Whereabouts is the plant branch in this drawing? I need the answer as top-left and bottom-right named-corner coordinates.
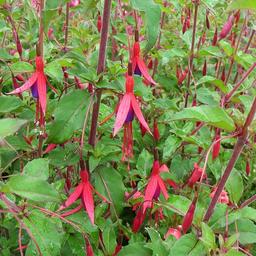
top-left (184, 1), bottom-right (199, 107)
top-left (88, 0), bottom-right (112, 147)
top-left (240, 194), bottom-right (256, 209)
top-left (204, 96), bottom-right (256, 222)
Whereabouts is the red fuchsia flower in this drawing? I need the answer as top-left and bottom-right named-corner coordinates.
top-left (177, 67), bottom-right (188, 85)
top-left (186, 163), bottom-right (207, 188)
top-left (234, 10), bottom-right (240, 25)
top-left (113, 244), bottom-right (122, 256)
top-left (164, 227), bottom-right (182, 240)
top-left (69, 0), bottom-right (80, 8)
top-left (210, 187), bottom-right (229, 204)
top-left (212, 27), bottom-right (218, 46)
top-left (113, 70), bottom-right (151, 161)
top-left (143, 160), bottom-right (169, 213)
top-left (246, 161), bottom-right (250, 176)
top-left (132, 206), bottom-right (147, 233)
top-left (97, 12), bottom-right (102, 33)
top-left (59, 170), bottom-right (95, 225)
top-left (212, 129), bottom-right (221, 160)
top-left (31, 0), bottom-right (40, 14)
top-left (219, 15), bottom-right (234, 40)
top-left (132, 32), bottom-right (157, 86)
top-left (7, 56), bottom-right (54, 118)
top-left (202, 60), bottom-right (207, 76)
top-left (182, 196), bottom-right (197, 234)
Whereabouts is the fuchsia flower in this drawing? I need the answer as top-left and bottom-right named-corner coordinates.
top-left (164, 227), bottom-right (182, 240)
top-left (7, 56), bottom-right (51, 117)
top-left (132, 32), bottom-right (157, 85)
top-left (143, 161), bottom-right (169, 213)
top-left (202, 60), bottom-right (207, 76)
top-left (219, 15), bottom-right (234, 40)
top-left (97, 12), bottom-right (102, 33)
top-left (113, 69), bottom-right (151, 161)
top-left (212, 27), bottom-right (218, 46)
top-left (69, 0), bottom-right (80, 8)
top-left (59, 170), bottom-right (95, 225)
top-left (182, 196), bottom-right (197, 234)
top-left (186, 163), bottom-right (207, 188)
top-left (212, 129), bottom-right (221, 160)
top-left (210, 187), bottom-right (229, 204)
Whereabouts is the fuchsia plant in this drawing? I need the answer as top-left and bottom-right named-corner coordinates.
top-left (1, 1), bottom-right (256, 255)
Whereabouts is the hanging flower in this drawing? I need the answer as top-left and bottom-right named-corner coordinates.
top-left (182, 196), bottom-right (197, 234)
top-left (164, 227), bottom-right (182, 240)
top-left (186, 163), bottom-right (207, 188)
top-left (59, 170), bottom-right (95, 225)
top-left (132, 32), bottom-right (157, 85)
top-left (69, 0), bottom-right (80, 8)
top-left (210, 187), bottom-right (229, 204)
top-left (7, 56), bottom-right (56, 118)
top-left (212, 27), bottom-right (218, 46)
top-left (246, 161), bottom-right (250, 176)
top-left (113, 69), bottom-right (151, 161)
top-left (212, 129), bottom-right (221, 160)
top-left (219, 15), bottom-right (234, 40)
top-left (97, 12), bottom-right (102, 33)
top-left (143, 161), bottom-right (169, 213)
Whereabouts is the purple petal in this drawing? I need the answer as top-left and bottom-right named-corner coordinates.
top-left (125, 107), bottom-right (134, 123)
top-left (134, 64), bottom-right (142, 76)
top-left (31, 81), bottom-right (39, 98)
top-left (153, 184), bottom-right (160, 200)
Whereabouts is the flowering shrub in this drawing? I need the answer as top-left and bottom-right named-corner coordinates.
top-left (0, 0), bottom-right (256, 255)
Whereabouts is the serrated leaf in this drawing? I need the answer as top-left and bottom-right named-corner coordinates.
top-left (47, 90), bottom-right (90, 144)
top-left (197, 76), bottom-right (228, 93)
top-left (23, 158), bottom-right (49, 180)
top-left (226, 169), bottom-right (243, 204)
top-left (163, 135), bottom-right (181, 161)
top-left (171, 106), bottom-right (235, 132)
top-left (10, 61), bottom-right (34, 73)
top-left (0, 118), bottom-right (27, 139)
top-left (24, 210), bottom-right (64, 256)
top-left (102, 225), bottom-right (117, 255)
top-left (201, 223), bottom-right (216, 250)
top-left (2, 175), bottom-right (59, 202)
top-left (94, 167), bottom-right (125, 214)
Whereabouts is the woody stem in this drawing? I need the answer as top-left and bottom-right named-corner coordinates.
top-left (204, 97), bottom-right (256, 222)
top-left (184, 1), bottom-right (199, 108)
top-left (88, 0), bottom-right (112, 147)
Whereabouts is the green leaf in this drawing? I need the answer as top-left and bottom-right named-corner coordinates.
top-left (94, 167), bottom-right (125, 214)
top-left (228, 0), bottom-right (256, 10)
top-left (2, 175), bottom-right (59, 202)
top-left (23, 158), bottom-right (49, 180)
top-left (24, 210), bottom-right (64, 256)
top-left (47, 90), bottom-right (90, 144)
top-left (130, 0), bottom-right (161, 52)
top-left (225, 249), bottom-right (245, 256)
top-left (10, 61), bottom-right (34, 73)
top-left (171, 106), bottom-right (235, 132)
top-left (45, 60), bottom-right (63, 82)
top-left (200, 223), bottom-right (216, 250)
top-left (0, 118), bottom-right (27, 139)
top-left (224, 233), bottom-right (239, 249)
top-left (163, 135), bottom-right (181, 161)
top-left (169, 234), bottom-right (206, 256)
top-left (197, 76), bottom-right (228, 93)
top-left (118, 242), bottom-right (152, 256)
top-left (102, 225), bottom-right (117, 255)
top-left (226, 169), bottom-right (244, 204)
top-left (0, 96), bottom-right (23, 113)
top-left (146, 228), bottom-right (168, 255)
top-left (136, 149), bottom-right (154, 176)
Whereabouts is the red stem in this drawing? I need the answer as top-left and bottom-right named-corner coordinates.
top-left (88, 0), bottom-right (112, 147)
top-left (204, 97), bottom-right (256, 221)
top-left (184, 1), bottom-right (199, 107)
